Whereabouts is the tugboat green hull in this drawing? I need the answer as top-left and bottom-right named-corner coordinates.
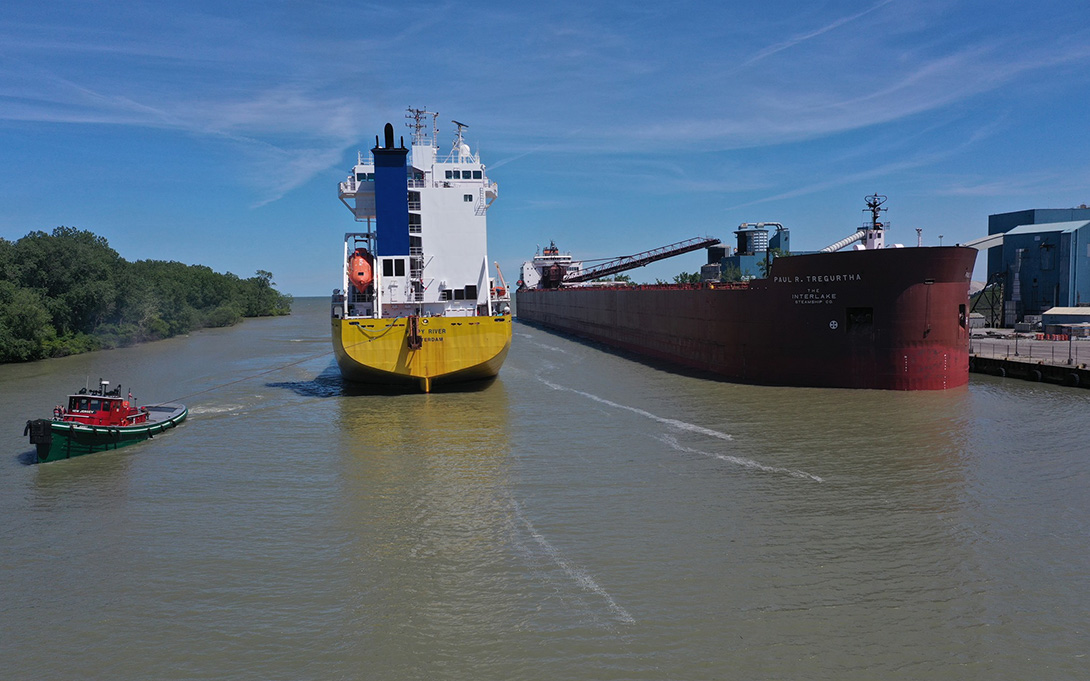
top-left (26, 404), bottom-right (187, 463)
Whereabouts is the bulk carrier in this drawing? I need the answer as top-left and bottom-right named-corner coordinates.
top-left (331, 109), bottom-right (511, 392)
top-left (517, 196), bottom-right (977, 390)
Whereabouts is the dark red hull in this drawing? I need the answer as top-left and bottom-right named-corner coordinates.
top-left (516, 247), bottom-right (976, 390)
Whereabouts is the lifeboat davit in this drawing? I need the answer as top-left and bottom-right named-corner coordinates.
top-left (348, 248), bottom-right (374, 295)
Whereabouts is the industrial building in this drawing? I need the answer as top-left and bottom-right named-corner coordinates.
top-left (703, 223), bottom-right (790, 281)
top-left (984, 208), bottom-right (1090, 325)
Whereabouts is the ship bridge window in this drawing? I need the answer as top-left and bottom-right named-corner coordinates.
top-left (382, 259), bottom-right (407, 277)
top-left (454, 289), bottom-right (465, 300)
top-left (473, 170), bottom-right (482, 179)
top-left (445, 170), bottom-right (454, 179)
top-left (355, 172), bottom-right (374, 181)
top-left (465, 285), bottom-right (478, 299)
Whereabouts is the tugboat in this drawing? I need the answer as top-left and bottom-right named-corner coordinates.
top-left (331, 108), bottom-right (512, 392)
top-left (24, 379), bottom-right (187, 463)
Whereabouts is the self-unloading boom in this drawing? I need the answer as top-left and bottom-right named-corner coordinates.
top-left (564, 236), bottom-right (721, 283)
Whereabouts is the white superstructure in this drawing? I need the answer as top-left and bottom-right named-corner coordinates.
top-left (518, 241), bottom-right (584, 289)
top-left (335, 108), bottom-right (506, 319)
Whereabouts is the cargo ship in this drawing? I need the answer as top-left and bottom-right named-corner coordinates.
top-left (331, 109), bottom-right (512, 392)
top-left (516, 196), bottom-right (977, 390)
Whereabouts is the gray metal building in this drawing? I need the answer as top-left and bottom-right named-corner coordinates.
top-left (985, 208), bottom-right (1090, 324)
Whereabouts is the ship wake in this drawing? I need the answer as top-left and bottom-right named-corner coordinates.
top-left (657, 434), bottom-right (823, 482)
top-left (509, 498), bottom-right (635, 626)
top-left (537, 376), bottom-right (732, 441)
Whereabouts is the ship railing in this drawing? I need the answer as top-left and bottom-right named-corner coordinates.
top-left (408, 201), bottom-right (421, 210)
top-left (407, 179), bottom-right (426, 189)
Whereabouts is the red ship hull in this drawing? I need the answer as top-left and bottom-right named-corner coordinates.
top-left (515, 246), bottom-right (976, 390)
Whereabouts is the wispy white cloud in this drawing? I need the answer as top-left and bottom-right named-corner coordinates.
top-left (733, 0), bottom-right (895, 72)
top-left (935, 168), bottom-right (1090, 199)
top-left (3, 0), bottom-right (1090, 221)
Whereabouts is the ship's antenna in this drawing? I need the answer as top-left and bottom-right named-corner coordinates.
top-left (452, 119), bottom-right (468, 147)
top-left (915, 228), bottom-right (922, 247)
top-left (406, 107), bottom-right (439, 146)
top-left (451, 118), bottom-right (468, 140)
top-left (865, 193), bottom-right (887, 230)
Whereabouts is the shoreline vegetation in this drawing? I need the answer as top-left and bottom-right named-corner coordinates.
top-left (1, 226), bottom-right (293, 363)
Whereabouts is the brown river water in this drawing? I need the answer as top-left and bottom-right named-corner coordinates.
top-left (2, 297), bottom-right (1088, 680)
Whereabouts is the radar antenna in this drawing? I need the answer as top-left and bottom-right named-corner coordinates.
top-left (452, 119), bottom-right (469, 143)
top-left (451, 120), bottom-right (471, 160)
top-left (865, 193), bottom-right (887, 230)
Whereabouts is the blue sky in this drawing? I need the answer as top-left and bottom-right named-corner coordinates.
top-left (3, 0), bottom-right (1089, 294)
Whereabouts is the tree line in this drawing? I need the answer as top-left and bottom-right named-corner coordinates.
top-left (0, 226), bottom-right (293, 363)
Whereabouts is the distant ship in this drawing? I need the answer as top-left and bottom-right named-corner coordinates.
top-left (517, 196), bottom-right (976, 390)
top-left (331, 109), bottom-right (512, 392)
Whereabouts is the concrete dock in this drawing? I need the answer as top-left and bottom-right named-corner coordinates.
top-left (969, 331), bottom-right (1090, 388)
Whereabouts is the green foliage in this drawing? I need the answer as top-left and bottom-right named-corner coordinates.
top-left (719, 263), bottom-right (743, 282)
top-left (592, 273), bottom-right (632, 283)
top-left (672, 271), bottom-right (702, 284)
top-left (756, 248), bottom-right (790, 278)
top-left (0, 227), bottom-right (292, 363)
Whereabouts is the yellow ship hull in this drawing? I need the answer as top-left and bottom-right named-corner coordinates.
top-left (332, 315), bottom-right (512, 392)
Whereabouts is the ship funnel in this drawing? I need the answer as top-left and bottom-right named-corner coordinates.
top-left (384, 123), bottom-right (395, 149)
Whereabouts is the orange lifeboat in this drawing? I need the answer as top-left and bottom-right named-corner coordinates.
top-left (348, 248), bottom-right (373, 295)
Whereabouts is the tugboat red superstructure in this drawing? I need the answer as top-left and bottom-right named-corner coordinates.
top-left (25, 380), bottom-right (187, 462)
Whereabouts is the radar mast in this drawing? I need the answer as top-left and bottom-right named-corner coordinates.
top-left (406, 107), bottom-right (439, 147)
